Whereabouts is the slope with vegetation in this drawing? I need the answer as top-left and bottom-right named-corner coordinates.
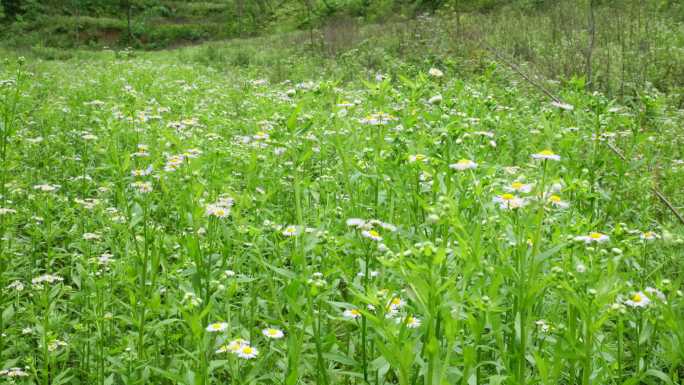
top-left (1, 18), bottom-right (684, 383)
top-left (1, 2), bottom-right (684, 385)
top-left (2, 0), bottom-right (684, 108)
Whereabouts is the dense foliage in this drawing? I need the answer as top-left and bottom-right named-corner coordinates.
top-left (2, 0), bottom-right (684, 108)
top-left (1, 0), bottom-right (683, 48)
top-left (0, 12), bottom-right (684, 383)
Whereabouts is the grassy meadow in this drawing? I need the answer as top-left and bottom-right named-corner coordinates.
top-left (1, 9), bottom-right (684, 385)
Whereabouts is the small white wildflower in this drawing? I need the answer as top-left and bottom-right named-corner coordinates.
top-left (361, 229), bottom-right (382, 241)
top-left (531, 150), bottom-right (561, 161)
top-left (237, 345), bottom-right (259, 359)
top-left (574, 232), bottom-right (609, 243)
top-left (428, 68), bottom-right (444, 78)
top-left (262, 328), bottom-right (284, 339)
top-left (343, 309), bottom-right (362, 319)
top-left (206, 322), bottom-right (228, 332)
top-left (624, 291), bottom-right (650, 308)
top-left (282, 225), bottom-right (299, 237)
top-left (449, 159), bottom-right (477, 171)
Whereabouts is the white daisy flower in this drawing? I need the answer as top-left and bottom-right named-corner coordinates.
top-left (7, 280), bottom-right (24, 291)
top-left (83, 232), bottom-right (100, 241)
top-left (31, 274), bottom-right (64, 285)
top-left (343, 309), bottom-right (362, 319)
top-left (34, 184), bottom-right (60, 192)
top-left (505, 181), bottom-right (533, 193)
top-left (225, 339), bottom-right (249, 353)
top-left (206, 322), bottom-right (228, 332)
top-left (361, 229), bottom-right (382, 241)
top-left (531, 150), bottom-right (561, 161)
top-left (404, 315), bottom-right (421, 329)
top-left (493, 194), bottom-right (527, 210)
top-left (131, 165), bottom-right (153, 177)
top-left (408, 154), bottom-right (428, 163)
top-left (0, 367), bottom-right (29, 377)
top-left (237, 345), bottom-right (259, 359)
top-left (387, 297), bottom-right (405, 311)
top-left (262, 328), bottom-right (284, 339)
top-left (0, 207), bottom-right (17, 215)
top-left (131, 181), bottom-right (153, 193)
top-left (640, 231), bottom-right (659, 241)
top-left (535, 319), bottom-right (551, 333)
top-left (548, 194), bottom-right (570, 208)
top-left (206, 204), bottom-right (230, 218)
top-left (574, 232), bottom-right (609, 243)
top-left (428, 68), bottom-right (444, 78)
top-left (346, 218), bottom-right (366, 228)
top-left (254, 131), bottom-right (269, 140)
top-left (449, 159), bottom-right (477, 170)
top-left (282, 225), bottom-right (299, 237)
top-left (624, 291), bottom-right (650, 308)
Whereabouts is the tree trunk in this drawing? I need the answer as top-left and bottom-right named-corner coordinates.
top-left (236, 0), bottom-right (244, 37)
top-left (302, 0), bottom-right (314, 49)
top-left (75, 0), bottom-right (80, 46)
top-left (126, 0), bottom-right (132, 44)
top-left (585, 0), bottom-right (596, 91)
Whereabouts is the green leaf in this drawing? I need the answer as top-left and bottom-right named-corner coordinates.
top-left (2, 304), bottom-right (14, 323)
top-left (287, 103), bottom-right (303, 130)
top-left (322, 352), bottom-right (358, 366)
top-left (643, 369), bottom-right (673, 385)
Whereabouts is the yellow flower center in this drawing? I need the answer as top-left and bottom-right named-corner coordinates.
top-left (539, 149), bottom-right (555, 156)
top-left (631, 293), bottom-right (642, 302)
top-left (228, 342), bottom-right (242, 351)
top-left (589, 232), bottom-right (603, 239)
top-left (549, 195), bottom-right (561, 202)
top-left (242, 346), bottom-right (253, 354)
top-left (351, 309), bottom-right (361, 316)
top-left (501, 194), bottom-right (515, 201)
top-left (511, 182), bottom-right (524, 189)
top-left (369, 230), bottom-right (380, 238)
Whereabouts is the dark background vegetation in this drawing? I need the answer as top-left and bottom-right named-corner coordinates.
top-left (1, 1), bottom-right (682, 49)
top-left (1, 0), bottom-right (683, 106)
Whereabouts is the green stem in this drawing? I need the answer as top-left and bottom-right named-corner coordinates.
top-left (361, 250), bottom-right (369, 383)
top-left (617, 316), bottom-right (623, 381)
top-left (582, 310), bottom-right (592, 385)
top-left (137, 198), bottom-right (149, 361)
top-left (42, 286), bottom-right (50, 385)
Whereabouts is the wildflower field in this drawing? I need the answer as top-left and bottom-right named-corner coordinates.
top-left (0, 43), bottom-right (683, 385)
